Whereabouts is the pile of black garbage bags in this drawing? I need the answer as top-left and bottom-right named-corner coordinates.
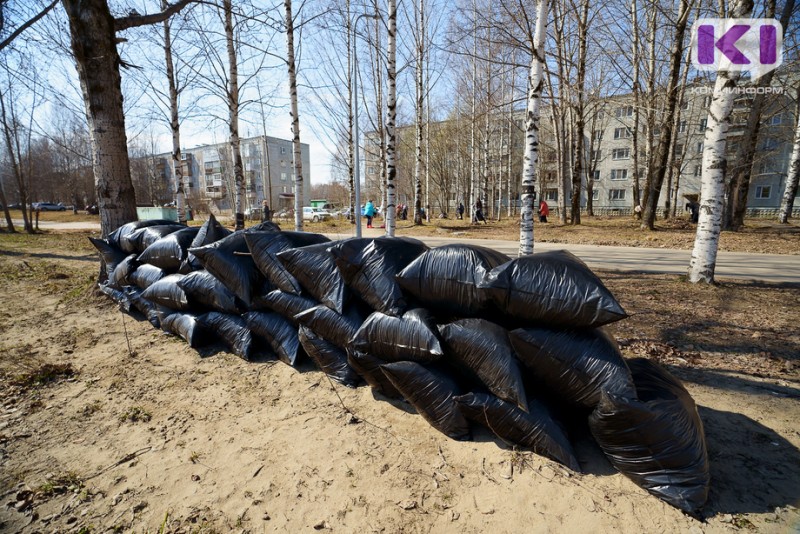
top-left (90, 217), bottom-right (710, 514)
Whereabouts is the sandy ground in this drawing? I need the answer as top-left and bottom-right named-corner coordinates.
top-left (0, 233), bottom-right (798, 534)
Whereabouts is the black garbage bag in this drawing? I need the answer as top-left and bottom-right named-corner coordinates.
top-left (245, 231), bottom-right (330, 294)
top-left (200, 311), bottom-right (254, 360)
top-left (243, 311), bottom-right (300, 366)
top-left (107, 219), bottom-right (177, 250)
top-left (329, 237), bottom-right (429, 316)
top-left (121, 224), bottom-right (186, 254)
top-left (299, 326), bottom-right (360, 387)
top-left (177, 270), bottom-right (244, 313)
top-left (129, 292), bottom-right (173, 328)
top-left (252, 289), bottom-right (318, 325)
top-left (120, 286), bottom-right (142, 313)
top-left (88, 237), bottom-right (128, 274)
top-left (140, 274), bottom-right (191, 311)
top-left (294, 304), bottom-right (366, 351)
top-left (161, 312), bottom-right (213, 348)
top-left (189, 231), bottom-right (265, 306)
top-left (395, 244), bottom-right (509, 317)
top-left (454, 392), bottom-right (580, 471)
top-left (381, 361), bottom-right (471, 440)
top-left (129, 263), bottom-right (167, 290)
top-left (509, 327), bottom-right (636, 410)
top-left (98, 283), bottom-right (134, 311)
top-left (479, 251), bottom-right (627, 328)
top-left (180, 214), bottom-right (232, 273)
top-left (137, 227), bottom-right (200, 272)
top-left (350, 309), bottom-right (443, 363)
top-left (589, 358), bottom-right (709, 514)
top-left (439, 319), bottom-right (528, 412)
top-left (347, 350), bottom-right (402, 399)
top-left (277, 242), bottom-right (348, 313)
top-left (247, 220), bottom-right (282, 233)
top-left (108, 254), bottom-right (139, 288)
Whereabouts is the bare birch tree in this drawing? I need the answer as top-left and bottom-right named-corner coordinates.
top-left (385, 0), bottom-right (397, 236)
top-left (284, 0), bottom-right (304, 231)
top-left (779, 90), bottom-right (800, 224)
top-left (688, 0), bottom-right (754, 284)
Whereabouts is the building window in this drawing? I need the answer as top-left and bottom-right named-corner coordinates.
top-left (678, 121), bottom-right (687, 133)
top-left (762, 138), bottom-right (779, 151)
top-left (653, 125), bottom-right (661, 136)
top-left (593, 130), bottom-right (603, 141)
top-left (610, 169), bottom-right (628, 180)
top-left (592, 170), bottom-right (600, 181)
top-left (281, 146), bottom-right (287, 154)
top-left (675, 143), bottom-right (684, 155)
top-left (591, 149), bottom-right (602, 160)
top-left (281, 159), bottom-right (287, 167)
top-left (281, 172), bottom-right (287, 181)
top-left (703, 96), bottom-right (712, 107)
top-left (367, 166), bottom-right (376, 174)
top-left (612, 148), bottom-right (630, 160)
top-left (592, 189), bottom-right (600, 200)
top-left (755, 185), bottom-right (771, 199)
top-left (768, 113), bottom-right (782, 125)
top-left (680, 100), bottom-right (689, 110)
top-left (693, 165), bottom-right (701, 177)
top-left (596, 110), bottom-right (605, 120)
top-left (698, 119), bottom-right (707, 131)
top-left (545, 189), bottom-right (558, 201)
top-left (609, 189), bottom-right (626, 201)
top-left (696, 142), bottom-right (703, 154)
top-left (613, 127), bottom-right (631, 139)
top-left (545, 172), bottom-right (556, 182)
top-left (616, 106), bottom-right (633, 118)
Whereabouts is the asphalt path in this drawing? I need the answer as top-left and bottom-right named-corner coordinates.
top-left (11, 220), bottom-right (798, 284)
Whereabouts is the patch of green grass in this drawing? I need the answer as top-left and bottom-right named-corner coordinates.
top-left (77, 400), bottom-right (103, 419)
top-left (12, 363), bottom-right (77, 388)
top-left (35, 471), bottom-right (84, 498)
top-left (119, 406), bottom-right (152, 423)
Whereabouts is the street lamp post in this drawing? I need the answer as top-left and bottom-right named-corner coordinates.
top-left (353, 13), bottom-right (378, 238)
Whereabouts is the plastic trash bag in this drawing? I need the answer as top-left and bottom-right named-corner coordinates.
top-left (88, 237), bottom-right (128, 274)
top-left (479, 250), bottom-right (627, 328)
top-left (180, 214), bottom-right (232, 273)
top-left (129, 263), bottom-right (167, 290)
top-left (107, 219), bottom-right (177, 250)
top-left (121, 224), bottom-right (186, 254)
top-left (381, 361), bottom-right (471, 441)
top-left (243, 311), bottom-right (301, 366)
top-left (161, 312), bottom-right (212, 348)
top-left (189, 231), bottom-right (266, 306)
top-left (137, 227), bottom-right (200, 272)
top-left (329, 237), bottom-right (429, 316)
top-left (277, 242), bottom-right (348, 313)
top-left (200, 312), bottom-right (254, 360)
top-left (245, 231), bottom-right (330, 294)
top-left (252, 289), bottom-right (318, 325)
top-left (347, 350), bottom-right (403, 399)
top-left (177, 270), bottom-right (244, 314)
top-left (350, 309), bottom-right (443, 363)
top-left (129, 292), bottom-right (173, 328)
top-left (439, 319), bottom-right (528, 412)
top-left (455, 392), bottom-right (580, 472)
top-left (395, 244), bottom-right (509, 317)
top-left (299, 326), bottom-right (360, 387)
top-left (248, 221), bottom-right (282, 233)
top-left (98, 283), bottom-right (134, 311)
top-left (509, 327), bottom-right (636, 410)
top-left (589, 358), bottom-right (709, 514)
top-left (140, 274), bottom-right (191, 311)
top-left (108, 254), bottom-right (139, 288)
top-left (294, 304), bottom-right (366, 351)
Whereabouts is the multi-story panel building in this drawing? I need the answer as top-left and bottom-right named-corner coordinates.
top-left (157, 135), bottom-right (311, 213)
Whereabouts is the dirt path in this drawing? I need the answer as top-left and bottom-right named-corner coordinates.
top-left (0, 234), bottom-right (798, 533)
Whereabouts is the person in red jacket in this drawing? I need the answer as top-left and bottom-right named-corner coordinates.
top-left (538, 199), bottom-right (549, 223)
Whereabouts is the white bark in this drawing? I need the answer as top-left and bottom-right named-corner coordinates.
top-left (469, 0), bottom-right (478, 219)
top-left (162, 0), bottom-right (185, 224)
top-left (385, 0), bottom-right (397, 236)
top-left (413, 0), bottom-right (424, 225)
top-left (285, 0), bottom-right (304, 231)
top-left (779, 108), bottom-right (800, 224)
top-left (224, 0), bottom-right (245, 230)
top-left (688, 0), bottom-right (753, 283)
top-left (519, 0), bottom-right (547, 256)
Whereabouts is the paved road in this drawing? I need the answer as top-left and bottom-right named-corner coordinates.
top-left (11, 220), bottom-right (798, 284)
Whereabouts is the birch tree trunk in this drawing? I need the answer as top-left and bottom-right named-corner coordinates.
top-left (285, 0), bottom-right (304, 231)
top-left (347, 0), bottom-right (355, 223)
top-left (778, 100), bottom-right (800, 224)
top-left (413, 0), bottom-right (424, 225)
top-left (570, 0), bottom-right (589, 225)
top-left (0, 91), bottom-right (29, 232)
top-left (483, 58), bottom-right (490, 221)
top-left (469, 0), bottom-right (478, 220)
top-left (162, 0), bottom-right (185, 224)
top-left (223, 0), bottom-right (245, 230)
top-left (642, 3), bottom-right (656, 206)
top-left (688, 0), bottom-right (754, 283)
top-left (371, 4), bottom-right (387, 216)
top-left (384, 0), bottom-right (397, 236)
top-left (519, 0), bottom-right (547, 256)
top-left (630, 0), bottom-right (641, 210)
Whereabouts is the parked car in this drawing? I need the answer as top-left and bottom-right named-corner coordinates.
top-left (7, 203), bottom-right (22, 209)
top-left (32, 202), bottom-right (66, 211)
top-left (85, 205), bottom-right (99, 215)
top-left (274, 208), bottom-right (294, 220)
top-left (302, 206), bottom-right (332, 222)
